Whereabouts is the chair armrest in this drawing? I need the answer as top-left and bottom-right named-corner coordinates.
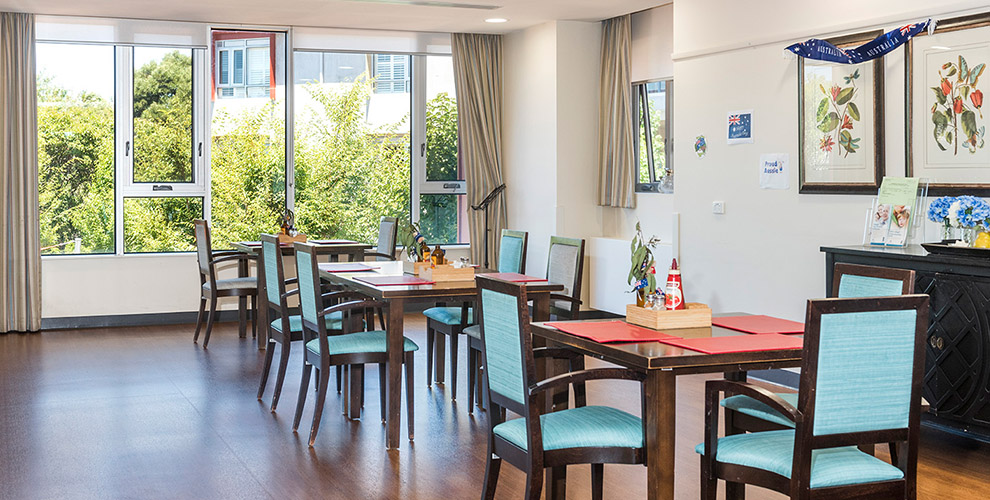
top-left (280, 289), bottom-right (300, 300)
top-left (211, 250), bottom-right (243, 257)
top-left (320, 290), bottom-right (371, 304)
top-left (364, 251), bottom-right (395, 260)
top-left (549, 293), bottom-right (582, 306)
top-left (210, 254), bottom-right (255, 267)
top-left (530, 368), bottom-right (645, 397)
top-left (319, 299), bottom-right (385, 318)
top-left (706, 380), bottom-right (802, 424)
top-left (284, 277), bottom-right (298, 285)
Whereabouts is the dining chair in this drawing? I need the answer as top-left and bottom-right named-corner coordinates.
top-left (192, 219), bottom-right (258, 348)
top-left (476, 275), bottom-right (646, 500)
top-left (256, 234), bottom-right (361, 411)
top-left (546, 236), bottom-right (586, 320)
top-left (721, 264), bottom-right (916, 437)
top-left (699, 294), bottom-right (929, 499)
top-left (425, 229), bottom-right (528, 406)
top-left (364, 216), bottom-right (399, 261)
top-left (291, 242), bottom-right (418, 447)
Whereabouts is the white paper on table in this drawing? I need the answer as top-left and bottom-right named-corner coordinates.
top-left (758, 153), bottom-right (789, 190)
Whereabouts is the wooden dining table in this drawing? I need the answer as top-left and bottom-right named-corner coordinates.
top-left (529, 317), bottom-right (803, 500)
top-left (232, 239), bottom-right (374, 348)
top-left (319, 261), bottom-right (564, 449)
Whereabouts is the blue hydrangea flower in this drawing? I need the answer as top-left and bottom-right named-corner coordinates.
top-left (952, 195), bottom-right (990, 228)
top-left (927, 196), bottom-right (954, 224)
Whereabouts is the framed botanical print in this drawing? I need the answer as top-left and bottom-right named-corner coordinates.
top-left (907, 13), bottom-right (990, 195)
top-left (799, 31), bottom-right (885, 194)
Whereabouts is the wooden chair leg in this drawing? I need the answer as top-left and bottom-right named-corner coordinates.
top-left (379, 363), bottom-right (387, 423)
top-left (308, 364), bottom-right (332, 446)
top-left (524, 467), bottom-right (544, 500)
top-left (435, 332), bottom-right (446, 385)
top-left (701, 455), bottom-right (718, 500)
top-left (426, 326), bottom-right (435, 387)
top-left (481, 448), bottom-right (501, 500)
top-left (258, 338), bottom-right (276, 400)
top-left (342, 365), bottom-right (350, 416)
top-left (348, 364), bottom-right (363, 420)
top-left (250, 295), bottom-right (257, 339)
top-left (238, 295), bottom-right (247, 338)
top-left (467, 346), bottom-right (477, 413)
top-left (292, 363), bottom-right (313, 432)
top-left (449, 333), bottom-right (459, 401)
top-left (193, 297), bottom-right (207, 343)
top-left (546, 466), bottom-right (566, 500)
top-left (591, 463), bottom-right (604, 500)
top-left (271, 340), bottom-right (292, 412)
top-left (202, 295), bottom-right (219, 348)
top-left (405, 352), bottom-right (415, 440)
top-left (336, 365), bottom-right (342, 394)
top-left (314, 368), bottom-right (320, 393)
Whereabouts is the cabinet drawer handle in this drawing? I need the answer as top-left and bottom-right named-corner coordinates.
top-left (936, 337), bottom-right (944, 350)
top-left (930, 336), bottom-right (937, 348)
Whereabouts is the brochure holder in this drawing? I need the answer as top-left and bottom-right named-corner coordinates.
top-left (863, 177), bottom-right (929, 247)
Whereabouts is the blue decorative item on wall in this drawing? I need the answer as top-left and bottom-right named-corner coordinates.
top-left (727, 110), bottom-right (753, 144)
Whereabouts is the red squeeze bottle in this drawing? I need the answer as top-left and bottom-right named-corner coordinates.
top-left (664, 259), bottom-right (685, 310)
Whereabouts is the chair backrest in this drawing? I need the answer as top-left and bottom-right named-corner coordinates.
top-left (260, 233), bottom-right (285, 310)
top-left (796, 295), bottom-right (928, 444)
top-left (193, 219), bottom-right (212, 278)
top-left (294, 242), bottom-right (323, 338)
top-left (375, 217), bottom-right (399, 260)
top-left (546, 236), bottom-right (586, 307)
top-left (497, 229), bottom-right (528, 273)
top-left (833, 263), bottom-right (915, 298)
top-left (476, 275), bottom-right (535, 416)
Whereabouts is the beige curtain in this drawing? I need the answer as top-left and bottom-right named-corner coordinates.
top-left (452, 33), bottom-right (506, 266)
top-left (0, 12), bottom-right (41, 333)
top-left (597, 15), bottom-right (636, 209)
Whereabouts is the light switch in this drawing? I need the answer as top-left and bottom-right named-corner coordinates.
top-left (712, 201), bottom-right (725, 214)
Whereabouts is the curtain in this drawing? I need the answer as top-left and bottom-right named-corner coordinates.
top-left (452, 33), bottom-right (506, 267)
top-left (0, 12), bottom-right (41, 333)
top-left (597, 15), bottom-right (636, 209)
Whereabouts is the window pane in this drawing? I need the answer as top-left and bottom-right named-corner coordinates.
top-left (426, 55), bottom-right (459, 182)
top-left (294, 51), bottom-right (410, 243)
top-left (246, 46), bottom-right (269, 87)
top-left (133, 47), bottom-right (193, 183)
top-left (233, 49), bottom-right (244, 84)
top-left (209, 30), bottom-right (286, 249)
top-left (419, 194), bottom-right (466, 245)
top-left (123, 197), bottom-right (202, 252)
top-left (219, 50), bottom-right (230, 85)
top-left (37, 43), bottom-right (116, 254)
top-left (374, 54), bottom-right (409, 94)
top-left (294, 51), bottom-right (322, 84)
top-left (638, 90), bottom-right (651, 183)
top-left (646, 81), bottom-right (667, 177)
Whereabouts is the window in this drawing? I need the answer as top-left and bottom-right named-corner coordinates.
top-left (634, 79), bottom-right (673, 193)
top-left (215, 37), bottom-right (272, 99)
top-left (374, 54), bottom-right (409, 94)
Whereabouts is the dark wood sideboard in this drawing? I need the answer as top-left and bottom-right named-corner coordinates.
top-left (823, 245), bottom-right (990, 443)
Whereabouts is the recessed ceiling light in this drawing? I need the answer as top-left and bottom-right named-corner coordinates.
top-left (485, 18), bottom-right (508, 23)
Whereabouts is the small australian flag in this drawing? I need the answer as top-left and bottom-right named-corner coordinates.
top-left (728, 113), bottom-right (752, 140)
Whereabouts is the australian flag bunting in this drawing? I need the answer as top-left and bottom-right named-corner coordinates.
top-left (786, 19), bottom-right (934, 64)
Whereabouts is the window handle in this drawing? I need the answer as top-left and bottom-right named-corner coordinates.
top-left (198, 142), bottom-right (203, 157)
top-left (125, 141), bottom-right (130, 157)
top-left (420, 143), bottom-right (426, 157)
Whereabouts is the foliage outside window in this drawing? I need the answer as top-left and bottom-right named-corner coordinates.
top-left (635, 79), bottom-right (673, 193)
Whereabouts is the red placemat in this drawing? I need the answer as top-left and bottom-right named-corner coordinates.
top-left (712, 315), bottom-right (805, 335)
top-left (657, 333), bottom-right (803, 354)
top-left (477, 272), bottom-right (548, 283)
top-left (545, 321), bottom-right (678, 343)
top-left (318, 263), bottom-right (378, 273)
top-left (355, 275), bottom-right (435, 286)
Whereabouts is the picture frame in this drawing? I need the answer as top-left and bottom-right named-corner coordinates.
top-left (906, 13), bottom-right (990, 196)
top-left (798, 30), bottom-right (885, 194)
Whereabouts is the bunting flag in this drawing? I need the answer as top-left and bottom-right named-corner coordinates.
top-left (786, 19), bottom-right (934, 64)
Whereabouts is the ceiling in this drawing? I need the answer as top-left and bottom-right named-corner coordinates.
top-left (0, 0), bottom-right (668, 34)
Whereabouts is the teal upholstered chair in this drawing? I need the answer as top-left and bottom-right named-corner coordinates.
top-left (699, 294), bottom-right (929, 499)
top-left (256, 234), bottom-right (357, 411)
top-left (721, 264), bottom-right (915, 437)
top-left (364, 216), bottom-right (399, 261)
top-left (192, 219), bottom-right (258, 348)
top-left (476, 276), bottom-right (646, 500)
top-left (424, 229), bottom-right (528, 405)
top-left (291, 242), bottom-right (418, 447)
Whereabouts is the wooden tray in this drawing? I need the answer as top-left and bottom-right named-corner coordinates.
top-left (277, 232), bottom-right (307, 244)
top-left (625, 302), bottom-right (712, 330)
top-left (921, 242), bottom-right (990, 258)
top-left (420, 264), bottom-right (475, 282)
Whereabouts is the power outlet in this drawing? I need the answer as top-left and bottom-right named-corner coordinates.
top-left (712, 201), bottom-right (725, 214)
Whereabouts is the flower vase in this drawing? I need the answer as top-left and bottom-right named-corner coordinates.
top-left (942, 225), bottom-right (962, 243)
top-left (963, 227), bottom-right (979, 247)
top-left (636, 289), bottom-right (647, 308)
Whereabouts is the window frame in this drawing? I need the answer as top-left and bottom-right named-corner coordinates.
top-left (215, 38), bottom-right (271, 99)
top-left (633, 78), bottom-right (673, 194)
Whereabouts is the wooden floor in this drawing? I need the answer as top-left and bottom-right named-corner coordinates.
top-left (1, 314), bottom-right (987, 499)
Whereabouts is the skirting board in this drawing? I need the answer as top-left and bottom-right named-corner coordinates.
top-left (41, 310), bottom-right (247, 330)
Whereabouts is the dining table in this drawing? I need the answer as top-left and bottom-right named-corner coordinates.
top-left (319, 261), bottom-right (565, 450)
top-left (529, 316), bottom-right (804, 500)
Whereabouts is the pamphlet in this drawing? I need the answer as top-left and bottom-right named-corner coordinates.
top-left (869, 177), bottom-right (920, 247)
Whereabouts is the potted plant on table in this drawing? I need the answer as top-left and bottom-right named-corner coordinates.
top-left (400, 222), bottom-right (429, 262)
top-left (627, 222), bottom-right (661, 307)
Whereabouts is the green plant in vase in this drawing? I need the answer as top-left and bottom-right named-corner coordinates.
top-left (627, 222), bottom-right (661, 307)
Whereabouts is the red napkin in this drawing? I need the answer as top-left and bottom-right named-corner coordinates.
top-left (712, 315), bottom-right (805, 335)
top-left (318, 263), bottom-right (378, 273)
top-left (355, 275), bottom-right (435, 286)
top-left (657, 333), bottom-right (803, 354)
top-left (477, 272), bottom-right (548, 283)
top-left (544, 321), bottom-right (678, 343)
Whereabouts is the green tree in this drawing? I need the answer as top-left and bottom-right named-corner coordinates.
top-left (419, 92), bottom-right (459, 244)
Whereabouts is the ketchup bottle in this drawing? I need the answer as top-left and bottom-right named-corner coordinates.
top-left (664, 259), bottom-right (685, 310)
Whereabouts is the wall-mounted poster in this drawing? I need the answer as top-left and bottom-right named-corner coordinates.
top-left (907, 13), bottom-right (990, 195)
top-left (798, 31), bottom-right (884, 194)
top-left (727, 110), bottom-right (753, 144)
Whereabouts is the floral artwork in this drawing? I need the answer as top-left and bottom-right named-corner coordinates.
top-left (930, 55), bottom-right (986, 155)
top-left (816, 68), bottom-right (861, 157)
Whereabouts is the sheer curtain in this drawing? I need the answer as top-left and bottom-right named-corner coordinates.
top-left (597, 14), bottom-right (636, 209)
top-left (452, 33), bottom-right (506, 266)
top-left (1, 12), bottom-right (40, 333)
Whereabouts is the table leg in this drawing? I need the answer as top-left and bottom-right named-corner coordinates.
top-left (386, 298), bottom-right (405, 449)
top-left (724, 371), bottom-right (747, 500)
top-left (238, 258), bottom-right (248, 338)
top-left (645, 369), bottom-right (675, 500)
top-left (256, 252), bottom-right (268, 350)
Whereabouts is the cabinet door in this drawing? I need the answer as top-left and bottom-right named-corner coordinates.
top-left (928, 273), bottom-right (990, 426)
